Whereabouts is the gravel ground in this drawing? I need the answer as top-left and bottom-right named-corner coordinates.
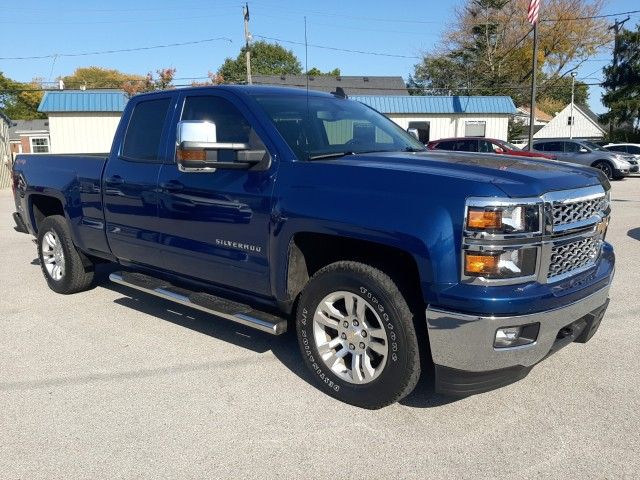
top-left (1, 179), bottom-right (639, 480)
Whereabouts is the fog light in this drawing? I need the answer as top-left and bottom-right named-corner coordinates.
top-left (494, 323), bottom-right (540, 348)
top-left (495, 327), bottom-right (522, 347)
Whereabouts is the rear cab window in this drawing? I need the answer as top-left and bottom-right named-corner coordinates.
top-left (121, 97), bottom-right (172, 162)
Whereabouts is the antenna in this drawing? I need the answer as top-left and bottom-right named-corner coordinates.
top-left (304, 16), bottom-right (309, 93)
top-left (304, 15), bottom-right (310, 161)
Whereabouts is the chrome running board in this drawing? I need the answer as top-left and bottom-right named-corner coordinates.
top-left (109, 271), bottom-right (287, 335)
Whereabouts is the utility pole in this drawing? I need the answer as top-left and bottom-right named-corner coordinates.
top-left (243, 3), bottom-right (252, 85)
top-left (607, 16), bottom-right (629, 137)
top-left (569, 71), bottom-right (577, 139)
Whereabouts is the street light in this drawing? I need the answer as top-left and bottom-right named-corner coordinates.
top-left (569, 71), bottom-right (578, 139)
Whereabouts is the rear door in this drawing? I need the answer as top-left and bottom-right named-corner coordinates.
top-left (155, 91), bottom-right (278, 296)
top-left (102, 94), bottom-right (174, 266)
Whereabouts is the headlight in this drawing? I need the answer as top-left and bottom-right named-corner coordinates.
top-left (464, 248), bottom-right (538, 279)
top-left (466, 204), bottom-right (541, 234)
top-left (612, 155), bottom-right (631, 168)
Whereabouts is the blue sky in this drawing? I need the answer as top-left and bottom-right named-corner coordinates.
top-left (1, 0), bottom-right (639, 113)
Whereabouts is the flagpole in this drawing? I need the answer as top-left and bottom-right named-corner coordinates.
top-left (527, 22), bottom-right (538, 150)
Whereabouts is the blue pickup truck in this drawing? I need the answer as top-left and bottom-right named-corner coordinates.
top-left (11, 86), bottom-right (614, 408)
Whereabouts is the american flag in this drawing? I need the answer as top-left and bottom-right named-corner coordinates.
top-left (527, 0), bottom-right (540, 25)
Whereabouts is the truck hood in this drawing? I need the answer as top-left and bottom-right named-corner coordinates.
top-left (321, 151), bottom-right (606, 197)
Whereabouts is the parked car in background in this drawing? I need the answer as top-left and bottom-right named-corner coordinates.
top-left (428, 137), bottom-right (555, 159)
top-left (529, 139), bottom-right (635, 180)
top-left (604, 143), bottom-right (640, 166)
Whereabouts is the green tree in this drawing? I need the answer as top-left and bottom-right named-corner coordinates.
top-left (410, 0), bottom-right (609, 105)
top-left (306, 67), bottom-right (341, 76)
top-left (217, 41), bottom-right (302, 83)
top-left (601, 26), bottom-right (640, 135)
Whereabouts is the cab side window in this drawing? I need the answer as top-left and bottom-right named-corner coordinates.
top-left (181, 95), bottom-right (266, 162)
top-left (122, 98), bottom-right (171, 162)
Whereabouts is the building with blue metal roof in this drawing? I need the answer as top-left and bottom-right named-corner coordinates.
top-left (38, 90), bottom-right (128, 113)
top-left (351, 95), bottom-right (516, 142)
top-left (37, 90), bottom-right (128, 153)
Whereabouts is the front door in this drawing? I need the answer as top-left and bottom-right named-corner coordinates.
top-left (156, 91), bottom-right (278, 296)
top-left (103, 94), bottom-right (174, 267)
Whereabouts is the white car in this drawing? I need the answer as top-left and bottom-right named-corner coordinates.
top-left (604, 143), bottom-right (640, 170)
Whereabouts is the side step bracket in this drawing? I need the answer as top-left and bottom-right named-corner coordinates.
top-left (109, 271), bottom-right (287, 335)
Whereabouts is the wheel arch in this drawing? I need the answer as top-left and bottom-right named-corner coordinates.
top-left (28, 194), bottom-right (65, 233)
top-left (281, 232), bottom-right (426, 314)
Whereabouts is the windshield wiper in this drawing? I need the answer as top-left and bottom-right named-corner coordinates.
top-left (308, 151), bottom-right (355, 160)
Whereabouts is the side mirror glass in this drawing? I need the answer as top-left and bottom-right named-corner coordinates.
top-left (176, 120), bottom-right (265, 171)
top-left (407, 128), bottom-right (419, 140)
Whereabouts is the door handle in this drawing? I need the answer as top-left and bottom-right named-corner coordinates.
top-left (105, 175), bottom-right (124, 185)
top-left (160, 181), bottom-right (184, 192)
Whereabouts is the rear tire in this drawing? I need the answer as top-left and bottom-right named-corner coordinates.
top-left (37, 215), bottom-right (94, 294)
top-left (295, 261), bottom-right (421, 409)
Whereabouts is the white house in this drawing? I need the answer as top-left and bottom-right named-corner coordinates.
top-left (38, 90), bottom-right (128, 153)
top-left (351, 95), bottom-right (516, 142)
top-left (534, 103), bottom-right (606, 140)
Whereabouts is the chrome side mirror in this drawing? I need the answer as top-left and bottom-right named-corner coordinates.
top-left (176, 120), bottom-right (260, 172)
top-left (407, 128), bottom-right (419, 140)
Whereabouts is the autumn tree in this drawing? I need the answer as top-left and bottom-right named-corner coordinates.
top-left (0, 72), bottom-right (45, 119)
top-left (122, 68), bottom-right (177, 96)
top-left (409, 0), bottom-right (610, 106)
top-left (61, 67), bottom-right (144, 90)
top-left (217, 41), bottom-right (302, 83)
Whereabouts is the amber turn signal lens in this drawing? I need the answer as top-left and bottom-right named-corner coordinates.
top-left (467, 208), bottom-right (502, 230)
top-left (465, 253), bottom-right (500, 275)
top-left (177, 149), bottom-right (206, 161)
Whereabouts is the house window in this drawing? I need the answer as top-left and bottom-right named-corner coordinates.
top-left (465, 121), bottom-right (486, 137)
top-left (567, 116), bottom-right (574, 125)
top-left (30, 137), bottom-right (49, 153)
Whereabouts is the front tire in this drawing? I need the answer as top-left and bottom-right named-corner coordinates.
top-left (593, 161), bottom-right (614, 180)
top-left (296, 261), bottom-right (421, 409)
top-left (37, 215), bottom-right (94, 294)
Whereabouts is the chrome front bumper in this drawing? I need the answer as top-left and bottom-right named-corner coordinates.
top-left (426, 283), bottom-right (611, 373)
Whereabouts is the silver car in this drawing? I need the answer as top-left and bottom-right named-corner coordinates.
top-left (604, 143), bottom-right (640, 172)
top-left (530, 139), bottom-right (633, 180)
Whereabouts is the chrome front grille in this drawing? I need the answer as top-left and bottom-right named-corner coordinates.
top-left (552, 196), bottom-right (607, 228)
top-left (548, 236), bottom-right (602, 280)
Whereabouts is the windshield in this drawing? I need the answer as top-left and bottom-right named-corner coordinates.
top-left (253, 94), bottom-right (426, 160)
top-left (582, 141), bottom-right (606, 151)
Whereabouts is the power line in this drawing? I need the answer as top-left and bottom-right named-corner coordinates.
top-left (541, 9), bottom-right (640, 22)
top-left (254, 35), bottom-right (420, 59)
top-left (0, 37), bottom-right (233, 61)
